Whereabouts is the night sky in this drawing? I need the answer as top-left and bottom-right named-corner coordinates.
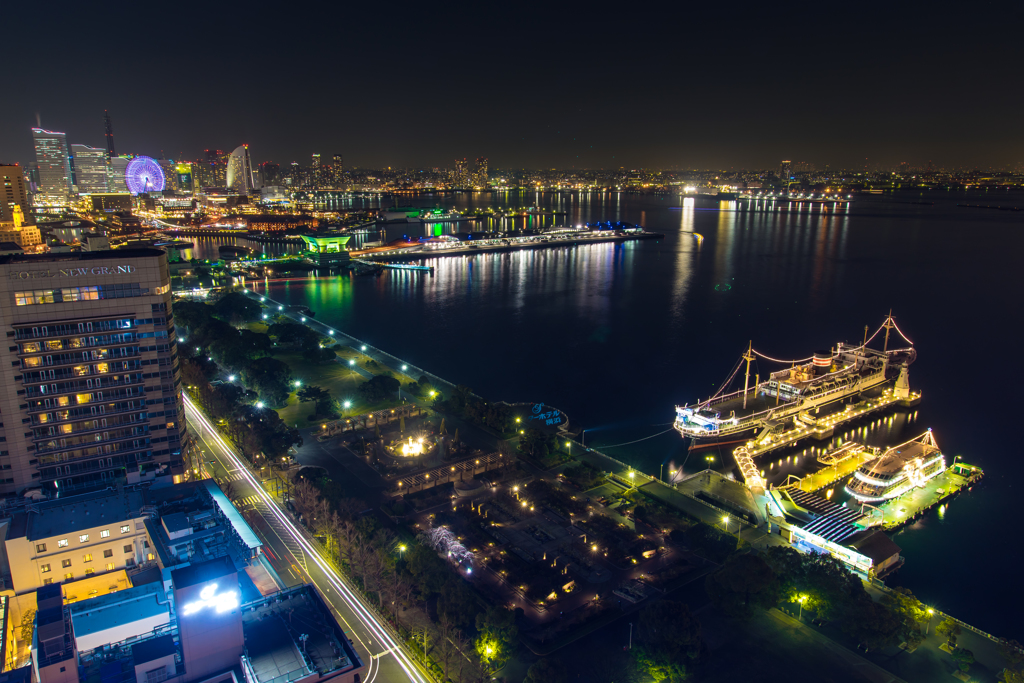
top-left (2, 1), bottom-right (1020, 170)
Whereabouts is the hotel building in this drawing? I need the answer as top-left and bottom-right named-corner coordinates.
top-left (0, 249), bottom-right (185, 496)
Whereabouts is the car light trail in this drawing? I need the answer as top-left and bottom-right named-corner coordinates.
top-left (184, 394), bottom-right (429, 683)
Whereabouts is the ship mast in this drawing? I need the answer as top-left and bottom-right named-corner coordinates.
top-left (882, 310), bottom-right (894, 352)
top-left (742, 341), bottom-right (755, 410)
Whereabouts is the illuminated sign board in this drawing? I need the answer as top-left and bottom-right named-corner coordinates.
top-left (7, 265), bottom-right (137, 280)
top-left (528, 403), bottom-right (564, 430)
top-left (181, 583), bottom-right (239, 616)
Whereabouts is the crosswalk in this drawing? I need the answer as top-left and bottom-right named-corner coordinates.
top-left (230, 491), bottom-right (308, 573)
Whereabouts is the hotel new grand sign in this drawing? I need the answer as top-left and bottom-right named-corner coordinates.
top-left (8, 265), bottom-right (137, 279)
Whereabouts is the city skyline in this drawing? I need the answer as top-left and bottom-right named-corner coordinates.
top-left (1, 1), bottom-right (1020, 170)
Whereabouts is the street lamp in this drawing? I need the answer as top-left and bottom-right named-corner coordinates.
top-left (722, 515), bottom-right (730, 534)
top-left (399, 544), bottom-right (406, 559)
top-left (926, 607), bottom-right (934, 634)
top-left (798, 594), bottom-right (808, 620)
top-left (255, 401), bottom-right (264, 409)
top-left (228, 375), bottom-right (236, 382)
top-left (349, 359), bottom-right (355, 365)
top-left (361, 345), bottom-right (367, 351)
top-left (294, 380), bottom-right (301, 387)
top-left (402, 364), bottom-right (408, 371)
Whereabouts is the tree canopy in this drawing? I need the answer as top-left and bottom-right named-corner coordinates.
top-left (359, 375), bottom-right (400, 403)
top-left (705, 552), bottom-right (780, 619)
top-left (633, 600), bottom-right (705, 682)
top-left (214, 292), bottom-right (262, 323)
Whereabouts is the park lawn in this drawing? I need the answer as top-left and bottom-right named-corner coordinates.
top-left (242, 321), bottom-right (270, 334)
top-left (272, 351), bottom-right (404, 426)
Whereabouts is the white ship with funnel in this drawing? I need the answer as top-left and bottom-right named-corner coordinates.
top-left (674, 315), bottom-right (916, 444)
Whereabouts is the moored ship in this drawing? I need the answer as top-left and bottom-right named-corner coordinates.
top-left (674, 315), bottom-right (916, 444)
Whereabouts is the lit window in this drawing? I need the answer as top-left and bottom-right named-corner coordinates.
top-left (155, 284), bottom-right (170, 295)
top-left (40, 564), bottom-right (51, 573)
top-left (64, 573), bottom-right (73, 581)
top-left (83, 554), bottom-right (93, 563)
top-left (79, 534), bottom-right (89, 543)
top-left (84, 569), bottom-right (94, 576)
top-left (35, 543), bottom-right (46, 553)
top-left (146, 553), bottom-right (154, 561)
top-left (95, 363), bottom-right (109, 373)
top-left (43, 579), bottom-right (52, 585)
top-left (60, 424), bottom-right (73, 434)
top-left (22, 357), bottom-right (41, 367)
top-left (38, 414), bottom-right (49, 424)
top-left (57, 396), bottom-right (70, 407)
top-left (21, 342), bottom-right (39, 353)
top-left (74, 366), bottom-right (89, 376)
top-left (57, 538), bottom-right (68, 548)
top-left (120, 525), bottom-right (130, 534)
top-left (105, 563), bottom-right (115, 571)
top-left (76, 394), bottom-right (92, 405)
top-left (100, 529), bottom-right (110, 538)
top-left (61, 559), bottom-right (71, 568)
top-left (45, 340), bottom-right (62, 350)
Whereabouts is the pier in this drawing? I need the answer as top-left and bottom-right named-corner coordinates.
top-left (730, 387), bottom-right (922, 489)
top-left (867, 462), bottom-right (984, 530)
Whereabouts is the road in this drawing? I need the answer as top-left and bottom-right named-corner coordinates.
top-left (185, 394), bottom-right (430, 683)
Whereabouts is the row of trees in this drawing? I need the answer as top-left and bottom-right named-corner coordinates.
top-left (182, 357), bottom-right (300, 462)
top-left (440, 386), bottom-right (516, 436)
top-left (290, 476), bottom-right (513, 682)
top-left (706, 547), bottom-right (931, 650)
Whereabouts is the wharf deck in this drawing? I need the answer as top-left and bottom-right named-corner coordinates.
top-left (866, 463), bottom-right (983, 529)
top-left (740, 389), bottom-right (920, 461)
top-left (798, 451), bottom-right (877, 493)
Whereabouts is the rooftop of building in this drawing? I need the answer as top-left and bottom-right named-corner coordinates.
top-left (242, 584), bottom-right (361, 683)
top-left (143, 480), bottom-right (261, 570)
top-left (858, 440), bottom-right (942, 476)
top-left (0, 247), bottom-right (165, 265)
top-left (845, 528), bottom-right (902, 565)
top-left (68, 582), bottom-right (170, 642)
top-left (170, 555), bottom-right (235, 590)
top-left (7, 488), bottom-right (147, 542)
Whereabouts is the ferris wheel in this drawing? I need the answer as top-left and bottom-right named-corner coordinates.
top-left (124, 156), bottom-right (166, 195)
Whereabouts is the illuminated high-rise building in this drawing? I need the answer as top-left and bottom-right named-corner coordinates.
top-left (453, 158), bottom-right (468, 188)
top-left (70, 144), bottom-right (109, 193)
top-left (226, 145), bottom-right (255, 192)
top-left (175, 162), bottom-right (194, 193)
top-left (779, 160), bottom-right (792, 181)
top-left (259, 162), bottom-right (280, 187)
top-left (331, 154), bottom-right (344, 188)
top-left (0, 248), bottom-right (185, 494)
top-left (32, 128), bottom-right (72, 204)
top-left (1, 164), bottom-right (31, 222)
top-left (106, 156), bottom-right (130, 193)
top-left (310, 154), bottom-right (322, 189)
top-left (103, 110), bottom-right (116, 159)
top-left (475, 157), bottom-right (489, 187)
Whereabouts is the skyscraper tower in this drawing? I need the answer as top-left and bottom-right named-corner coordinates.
top-left (32, 128), bottom-right (72, 204)
top-left (226, 145), bottom-right (255, 192)
top-left (103, 110), bottom-right (116, 159)
top-left (779, 160), bottom-right (792, 182)
top-left (332, 154), bottom-right (343, 188)
top-left (475, 157), bottom-right (489, 187)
